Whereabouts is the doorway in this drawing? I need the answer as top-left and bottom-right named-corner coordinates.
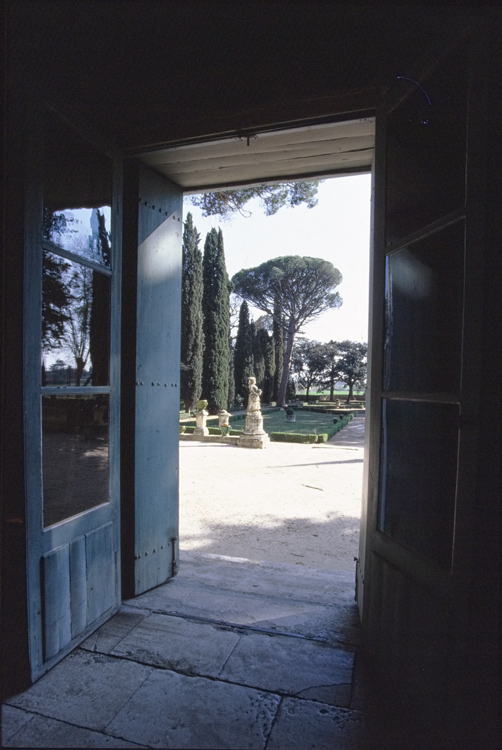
top-left (178, 173), bottom-right (371, 576)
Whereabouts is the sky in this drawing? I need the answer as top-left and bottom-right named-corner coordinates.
top-left (183, 173), bottom-right (372, 344)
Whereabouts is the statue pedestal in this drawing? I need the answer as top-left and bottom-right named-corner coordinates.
top-left (194, 409), bottom-right (209, 436)
top-left (238, 410), bottom-right (270, 449)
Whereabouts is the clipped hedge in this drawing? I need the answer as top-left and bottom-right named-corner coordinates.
top-left (180, 425), bottom-right (243, 436)
top-left (270, 432), bottom-right (318, 444)
top-left (228, 407), bottom-right (281, 423)
top-left (182, 406), bottom-right (281, 428)
top-left (181, 411), bottom-right (354, 443)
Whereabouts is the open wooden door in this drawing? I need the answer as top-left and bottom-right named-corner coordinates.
top-left (361, 28), bottom-right (496, 745)
top-left (24, 107), bottom-right (122, 681)
top-left (121, 163), bottom-right (183, 598)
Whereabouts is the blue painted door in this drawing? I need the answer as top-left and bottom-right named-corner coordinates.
top-left (24, 107), bottom-right (122, 680)
top-left (121, 164), bottom-right (183, 597)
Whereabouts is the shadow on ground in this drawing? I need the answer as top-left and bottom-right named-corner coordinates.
top-left (181, 514), bottom-right (361, 571)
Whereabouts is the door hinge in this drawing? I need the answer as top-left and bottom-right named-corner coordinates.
top-left (170, 537), bottom-right (178, 577)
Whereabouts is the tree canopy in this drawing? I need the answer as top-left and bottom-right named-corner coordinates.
top-left (190, 181), bottom-right (319, 219)
top-left (232, 256), bottom-right (342, 405)
top-left (331, 340), bottom-right (367, 402)
top-left (292, 339), bottom-right (326, 400)
top-left (291, 338), bottom-right (367, 402)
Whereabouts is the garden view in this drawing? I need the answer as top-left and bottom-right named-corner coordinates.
top-left (178, 177), bottom-right (369, 571)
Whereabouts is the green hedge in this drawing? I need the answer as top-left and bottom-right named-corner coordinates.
top-left (182, 406), bottom-right (281, 427)
top-left (270, 432), bottom-right (318, 444)
top-left (180, 425), bottom-right (243, 436)
top-left (181, 411), bottom-right (354, 443)
top-left (228, 407), bottom-right (281, 423)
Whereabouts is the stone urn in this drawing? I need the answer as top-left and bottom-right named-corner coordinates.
top-left (194, 400), bottom-right (209, 436)
top-left (286, 408), bottom-right (296, 423)
top-left (218, 409), bottom-right (231, 436)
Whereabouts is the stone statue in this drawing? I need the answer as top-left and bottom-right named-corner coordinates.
top-left (239, 376), bottom-right (270, 449)
top-left (247, 377), bottom-right (262, 412)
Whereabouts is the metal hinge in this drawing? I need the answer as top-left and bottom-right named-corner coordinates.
top-left (170, 536), bottom-right (178, 577)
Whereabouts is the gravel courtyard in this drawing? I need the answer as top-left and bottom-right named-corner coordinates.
top-left (179, 417), bottom-right (365, 572)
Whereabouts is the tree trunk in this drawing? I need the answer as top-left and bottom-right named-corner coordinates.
top-left (329, 377), bottom-right (334, 402)
top-left (75, 357), bottom-right (84, 387)
top-left (277, 318), bottom-right (296, 406)
top-left (347, 379), bottom-right (354, 402)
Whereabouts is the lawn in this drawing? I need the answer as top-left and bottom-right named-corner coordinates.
top-left (262, 409), bottom-right (338, 435)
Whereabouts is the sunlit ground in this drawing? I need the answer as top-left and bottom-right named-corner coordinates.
top-left (179, 422), bottom-right (364, 572)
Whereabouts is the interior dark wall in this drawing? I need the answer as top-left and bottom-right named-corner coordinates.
top-left (7, 1), bottom-right (474, 149)
top-left (1, 75), bottom-right (32, 698)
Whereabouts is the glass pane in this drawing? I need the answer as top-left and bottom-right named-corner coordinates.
top-left (383, 222), bottom-right (464, 393)
top-left (378, 399), bottom-right (458, 569)
top-left (43, 109), bottom-right (112, 267)
top-left (43, 395), bottom-right (109, 527)
top-left (41, 251), bottom-right (111, 386)
top-left (385, 47), bottom-right (468, 245)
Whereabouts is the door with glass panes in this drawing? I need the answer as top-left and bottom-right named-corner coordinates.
top-left (361, 30), bottom-right (490, 737)
top-left (24, 108), bottom-right (121, 680)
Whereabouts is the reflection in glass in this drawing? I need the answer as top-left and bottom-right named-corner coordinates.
top-left (42, 251), bottom-right (111, 386)
top-left (378, 399), bottom-right (458, 569)
top-left (43, 395), bottom-right (110, 527)
top-left (383, 222), bottom-right (464, 393)
top-left (43, 107), bottom-right (113, 267)
top-left (44, 206), bottom-right (112, 267)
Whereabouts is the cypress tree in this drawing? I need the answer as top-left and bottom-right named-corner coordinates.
top-left (260, 329), bottom-right (275, 404)
top-left (252, 323), bottom-right (265, 390)
top-left (272, 294), bottom-right (284, 402)
top-left (201, 227), bottom-right (231, 413)
top-left (234, 300), bottom-right (254, 404)
top-left (180, 213), bottom-right (204, 412)
top-left (228, 336), bottom-right (235, 408)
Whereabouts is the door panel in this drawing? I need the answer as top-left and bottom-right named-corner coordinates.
top-left (383, 222), bottom-right (464, 394)
top-left (42, 545), bottom-right (72, 660)
top-left (122, 164), bottom-right (182, 597)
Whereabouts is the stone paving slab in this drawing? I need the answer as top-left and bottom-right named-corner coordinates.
top-left (1, 705), bottom-right (34, 744)
top-left (3, 712), bottom-right (147, 748)
top-left (128, 583), bottom-right (359, 645)
top-left (106, 668), bottom-right (280, 749)
top-left (4, 650), bottom-right (151, 732)
top-left (267, 697), bottom-right (364, 750)
top-left (219, 631), bottom-right (354, 707)
top-left (81, 606), bottom-right (150, 654)
top-left (127, 555), bottom-right (360, 646)
top-left (109, 612), bottom-right (240, 676)
top-left (178, 552), bottom-right (357, 603)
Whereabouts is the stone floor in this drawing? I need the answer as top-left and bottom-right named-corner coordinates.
top-left (2, 552), bottom-right (367, 749)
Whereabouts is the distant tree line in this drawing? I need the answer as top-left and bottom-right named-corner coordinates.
top-left (292, 338), bottom-right (367, 402)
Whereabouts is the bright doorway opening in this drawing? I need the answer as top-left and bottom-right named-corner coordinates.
top-left (177, 171), bottom-right (371, 575)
